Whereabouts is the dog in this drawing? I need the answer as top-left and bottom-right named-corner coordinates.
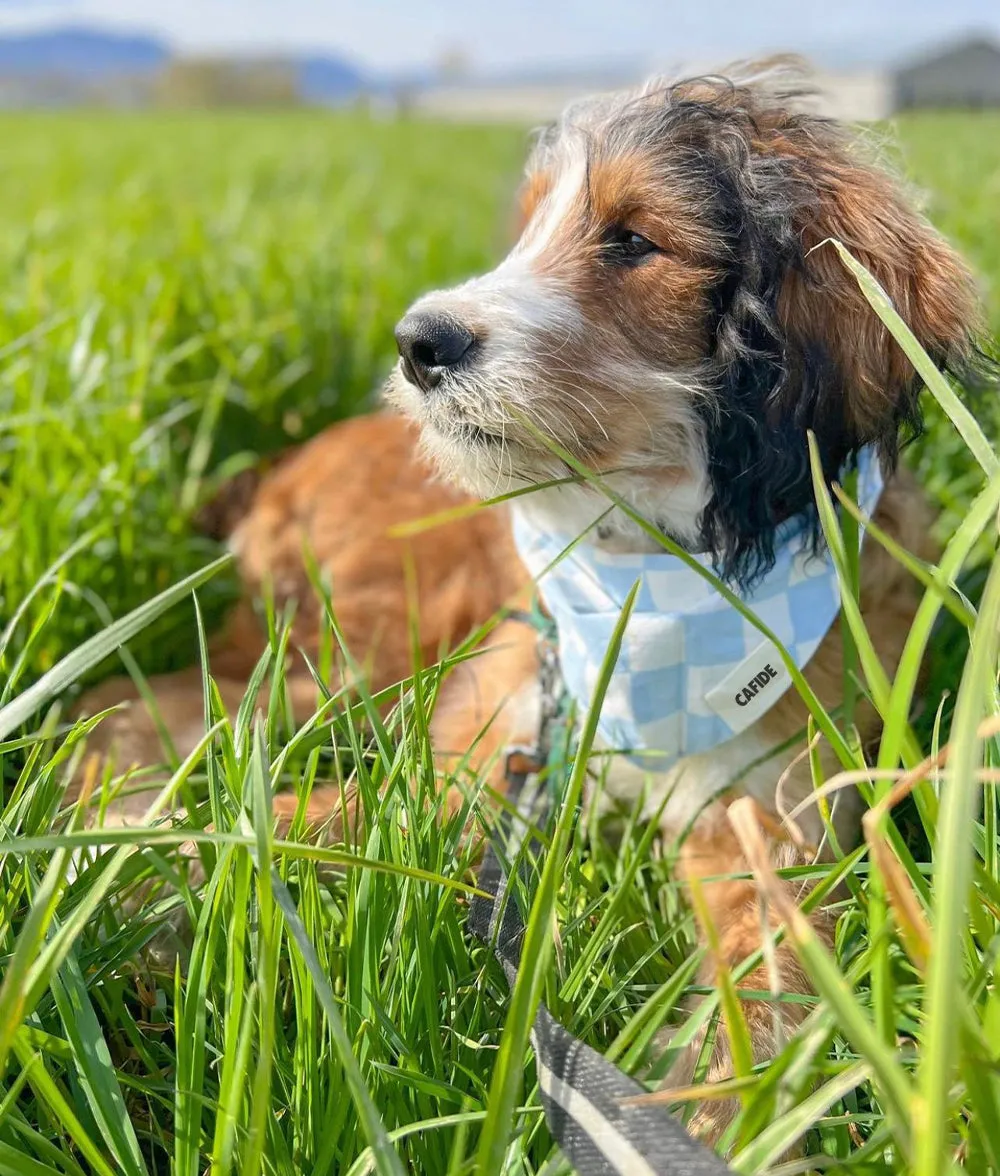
top-left (74, 69), bottom-right (984, 1145)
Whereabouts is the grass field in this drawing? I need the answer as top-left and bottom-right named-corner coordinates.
top-left (1, 109), bottom-right (999, 1175)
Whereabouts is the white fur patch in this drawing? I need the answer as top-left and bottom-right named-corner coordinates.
top-left (508, 139), bottom-right (588, 266)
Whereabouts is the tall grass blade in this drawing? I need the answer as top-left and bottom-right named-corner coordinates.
top-left (0, 555), bottom-right (231, 739)
top-left (915, 551), bottom-right (1000, 1176)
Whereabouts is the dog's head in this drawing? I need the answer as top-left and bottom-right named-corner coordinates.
top-left (387, 71), bottom-right (982, 585)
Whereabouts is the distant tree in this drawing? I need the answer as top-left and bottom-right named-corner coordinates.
top-left (154, 59), bottom-right (301, 108)
top-left (436, 47), bottom-right (472, 82)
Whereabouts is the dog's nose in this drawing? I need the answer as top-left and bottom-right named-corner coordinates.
top-left (394, 312), bottom-right (475, 392)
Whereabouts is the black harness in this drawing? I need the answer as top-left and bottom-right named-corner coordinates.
top-left (468, 609), bottom-right (735, 1176)
top-left (497, 603), bottom-right (568, 793)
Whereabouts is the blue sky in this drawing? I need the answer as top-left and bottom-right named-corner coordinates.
top-left (0, 0), bottom-right (997, 72)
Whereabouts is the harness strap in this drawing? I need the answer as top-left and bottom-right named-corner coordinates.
top-left (469, 769), bottom-right (734, 1176)
top-left (468, 610), bottom-right (735, 1175)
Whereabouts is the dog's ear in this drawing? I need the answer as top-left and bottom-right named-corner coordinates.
top-left (775, 135), bottom-right (980, 452)
top-left (695, 94), bottom-right (982, 586)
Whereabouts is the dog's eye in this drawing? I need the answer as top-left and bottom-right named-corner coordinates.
top-left (603, 226), bottom-right (659, 264)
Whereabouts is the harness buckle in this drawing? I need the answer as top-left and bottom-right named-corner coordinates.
top-left (503, 744), bottom-right (544, 789)
top-left (502, 603), bottom-right (566, 794)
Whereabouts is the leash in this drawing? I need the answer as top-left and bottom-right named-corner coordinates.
top-left (468, 615), bottom-right (735, 1176)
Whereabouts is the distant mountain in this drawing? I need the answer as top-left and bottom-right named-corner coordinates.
top-left (297, 55), bottom-right (367, 102)
top-left (0, 26), bottom-right (170, 77)
top-left (0, 25), bottom-right (370, 103)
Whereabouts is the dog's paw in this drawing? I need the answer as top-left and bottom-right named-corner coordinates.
top-left (662, 999), bottom-right (806, 1155)
top-left (663, 1018), bottom-right (742, 1147)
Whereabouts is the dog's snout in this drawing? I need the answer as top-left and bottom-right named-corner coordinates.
top-left (394, 312), bottom-right (475, 392)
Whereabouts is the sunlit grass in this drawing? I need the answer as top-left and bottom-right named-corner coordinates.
top-left (0, 109), bottom-right (999, 1173)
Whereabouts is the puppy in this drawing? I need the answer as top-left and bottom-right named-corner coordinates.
top-left (385, 70), bottom-right (981, 1138)
top-left (74, 71), bottom-right (982, 1144)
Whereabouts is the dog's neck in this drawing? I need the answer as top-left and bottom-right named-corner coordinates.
top-left (511, 471), bottom-right (709, 557)
top-left (510, 444), bottom-right (885, 770)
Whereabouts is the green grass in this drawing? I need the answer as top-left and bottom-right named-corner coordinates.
top-left (0, 111), bottom-right (526, 683)
top-left (0, 108), bottom-right (999, 1175)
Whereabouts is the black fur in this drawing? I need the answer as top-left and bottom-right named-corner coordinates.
top-left (654, 88), bottom-right (929, 589)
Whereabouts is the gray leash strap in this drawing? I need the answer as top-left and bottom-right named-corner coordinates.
top-left (469, 770), bottom-right (734, 1176)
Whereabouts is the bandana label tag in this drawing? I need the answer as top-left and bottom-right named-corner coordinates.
top-left (703, 638), bottom-right (791, 731)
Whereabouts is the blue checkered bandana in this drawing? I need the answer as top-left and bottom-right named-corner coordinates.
top-left (512, 447), bottom-right (884, 770)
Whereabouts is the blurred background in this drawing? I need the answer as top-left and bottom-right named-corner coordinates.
top-left (0, 0), bottom-right (997, 118)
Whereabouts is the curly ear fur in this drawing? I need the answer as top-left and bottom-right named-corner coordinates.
top-left (672, 80), bottom-right (984, 586)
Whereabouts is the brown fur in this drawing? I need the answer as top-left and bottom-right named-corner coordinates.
top-left (516, 168), bottom-right (551, 233)
top-left (70, 412), bottom-right (529, 817)
top-left (73, 423), bottom-right (933, 1148)
top-left (70, 417), bottom-right (935, 1150)
top-left (211, 412), bottom-right (524, 689)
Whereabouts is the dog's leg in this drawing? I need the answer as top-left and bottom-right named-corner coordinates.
top-left (71, 669), bottom-right (357, 827)
top-left (69, 669), bottom-right (253, 817)
top-left (221, 618), bottom-right (541, 854)
top-left (431, 617), bottom-right (541, 788)
top-left (665, 798), bottom-right (825, 1147)
top-left (70, 613), bottom-right (538, 839)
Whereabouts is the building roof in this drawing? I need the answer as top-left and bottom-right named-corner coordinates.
top-left (895, 34), bottom-right (1000, 78)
